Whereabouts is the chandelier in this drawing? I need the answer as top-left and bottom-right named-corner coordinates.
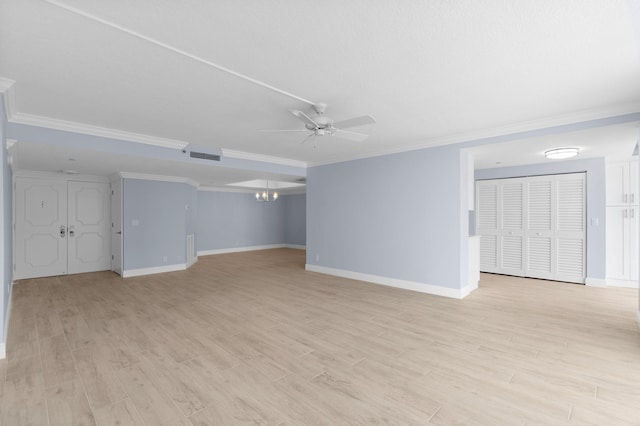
top-left (255, 181), bottom-right (278, 202)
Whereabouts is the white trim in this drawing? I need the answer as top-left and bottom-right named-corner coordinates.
top-left (198, 185), bottom-right (306, 195)
top-left (604, 278), bottom-right (639, 289)
top-left (308, 103), bottom-right (640, 167)
top-left (0, 281), bottom-right (14, 359)
top-left (198, 244), bottom-right (287, 256)
top-left (186, 257), bottom-right (198, 268)
top-left (585, 277), bottom-right (608, 288)
top-left (285, 244), bottom-right (306, 250)
top-left (0, 77), bottom-right (15, 92)
top-left (14, 170), bottom-right (110, 183)
top-left (122, 263), bottom-right (187, 278)
top-left (304, 264), bottom-right (472, 299)
top-left (222, 149), bottom-right (307, 169)
top-left (0, 77), bottom-right (16, 121)
top-left (118, 172), bottom-right (199, 188)
top-left (198, 186), bottom-right (260, 194)
top-left (10, 112), bottom-right (188, 149)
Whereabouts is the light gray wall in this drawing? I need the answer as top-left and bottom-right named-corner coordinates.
top-left (475, 157), bottom-right (606, 280)
top-left (197, 191), bottom-right (286, 251)
top-left (307, 144), bottom-right (468, 290)
top-left (284, 194), bottom-right (306, 246)
top-left (0, 94), bottom-right (10, 344)
top-left (123, 179), bottom-right (193, 270)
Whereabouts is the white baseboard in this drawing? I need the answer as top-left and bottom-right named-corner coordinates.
top-left (122, 263), bottom-right (187, 278)
top-left (186, 257), bottom-right (198, 268)
top-left (305, 264), bottom-right (473, 299)
top-left (605, 278), bottom-right (639, 289)
top-left (585, 277), bottom-right (607, 288)
top-left (285, 244), bottom-right (306, 250)
top-left (198, 244), bottom-right (287, 256)
top-left (1, 281), bottom-right (14, 359)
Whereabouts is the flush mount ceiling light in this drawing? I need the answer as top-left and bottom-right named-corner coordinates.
top-left (544, 147), bottom-right (579, 160)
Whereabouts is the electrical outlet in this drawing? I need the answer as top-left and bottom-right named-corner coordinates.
top-left (315, 255), bottom-right (320, 262)
top-left (162, 256), bottom-right (168, 263)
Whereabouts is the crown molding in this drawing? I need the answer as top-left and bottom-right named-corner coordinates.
top-left (118, 171), bottom-right (199, 187)
top-left (308, 103), bottom-right (640, 167)
top-left (14, 169), bottom-right (110, 182)
top-left (222, 149), bottom-right (307, 169)
top-left (10, 112), bottom-right (188, 149)
top-left (0, 77), bottom-right (16, 120)
top-left (198, 185), bottom-right (306, 195)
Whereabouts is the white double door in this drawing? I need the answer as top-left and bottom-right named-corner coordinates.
top-left (14, 177), bottom-right (111, 279)
top-left (476, 173), bottom-right (586, 283)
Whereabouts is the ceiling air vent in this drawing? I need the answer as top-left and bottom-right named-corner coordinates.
top-left (190, 151), bottom-right (220, 161)
top-left (185, 144), bottom-right (222, 162)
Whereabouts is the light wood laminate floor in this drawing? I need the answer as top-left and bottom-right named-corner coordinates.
top-left (1, 248), bottom-right (639, 425)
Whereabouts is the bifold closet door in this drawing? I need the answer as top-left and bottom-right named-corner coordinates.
top-left (477, 173), bottom-right (585, 283)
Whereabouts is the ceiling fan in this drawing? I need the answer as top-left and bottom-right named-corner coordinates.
top-left (264, 103), bottom-right (376, 147)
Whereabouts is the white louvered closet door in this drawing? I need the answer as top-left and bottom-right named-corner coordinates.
top-left (476, 173), bottom-right (586, 283)
top-left (499, 181), bottom-right (525, 276)
top-left (526, 176), bottom-right (553, 280)
top-left (476, 181), bottom-right (499, 273)
top-left (554, 174), bottom-right (586, 283)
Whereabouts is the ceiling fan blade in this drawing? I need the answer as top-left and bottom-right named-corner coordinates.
top-left (333, 129), bottom-right (369, 142)
top-left (290, 110), bottom-right (318, 128)
top-left (332, 114), bottom-right (376, 129)
top-left (300, 133), bottom-right (315, 145)
top-left (261, 129), bottom-right (310, 132)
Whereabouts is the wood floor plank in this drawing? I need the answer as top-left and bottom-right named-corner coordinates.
top-left (4, 249), bottom-right (639, 424)
top-left (72, 346), bottom-right (128, 410)
top-left (93, 398), bottom-right (145, 426)
top-left (45, 378), bottom-right (96, 426)
top-left (40, 334), bottom-right (78, 389)
top-left (117, 363), bottom-right (188, 425)
top-left (1, 356), bottom-right (48, 425)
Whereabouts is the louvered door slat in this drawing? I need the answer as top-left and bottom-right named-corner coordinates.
top-left (502, 183), bottom-right (523, 230)
top-left (557, 178), bottom-right (585, 232)
top-left (477, 184), bottom-right (498, 230)
top-left (528, 180), bottom-right (552, 231)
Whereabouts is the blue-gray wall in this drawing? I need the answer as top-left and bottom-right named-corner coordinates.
top-left (123, 179), bottom-right (194, 270)
top-left (197, 191), bottom-right (286, 251)
top-left (307, 144), bottom-right (469, 290)
top-left (475, 157), bottom-right (606, 280)
top-left (0, 95), bottom-right (11, 344)
top-left (284, 194), bottom-right (306, 246)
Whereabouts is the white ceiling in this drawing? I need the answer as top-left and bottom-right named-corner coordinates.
top-left (471, 122), bottom-right (640, 169)
top-left (1, 0), bottom-right (639, 180)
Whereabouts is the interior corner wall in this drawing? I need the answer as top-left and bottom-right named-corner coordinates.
top-left (0, 94), bottom-right (10, 346)
top-left (284, 193), bottom-right (306, 246)
top-left (196, 191), bottom-right (286, 252)
top-left (474, 157), bottom-right (606, 280)
top-left (306, 144), bottom-right (466, 291)
top-left (122, 179), bottom-right (192, 271)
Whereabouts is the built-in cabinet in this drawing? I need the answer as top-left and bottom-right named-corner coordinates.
top-left (476, 173), bottom-right (586, 284)
top-left (606, 160), bottom-right (639, 286)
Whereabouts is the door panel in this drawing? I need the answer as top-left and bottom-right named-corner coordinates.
top-left (111, 179), bottom-right (123, 275)
top-left (15, 178), bottom-right (68, 279)
top-left (67, 181), bottom-right (111, 274)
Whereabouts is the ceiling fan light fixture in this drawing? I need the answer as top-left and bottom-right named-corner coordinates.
top-left (544, 147), bottom-right (579, 160)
